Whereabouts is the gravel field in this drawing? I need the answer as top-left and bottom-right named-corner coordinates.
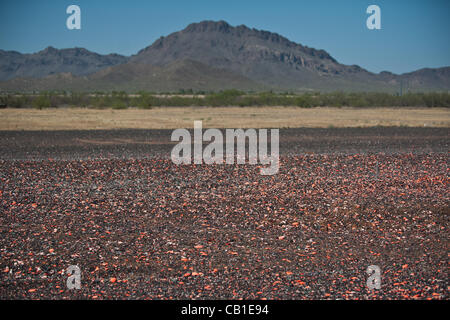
top-left (0, 127), bottom-right (448, 299)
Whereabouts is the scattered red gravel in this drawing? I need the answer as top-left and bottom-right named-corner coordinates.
top-left (0, 128), bottom-right (448, 299)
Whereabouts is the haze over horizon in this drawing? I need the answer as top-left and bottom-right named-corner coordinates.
top-left (1, 0), bottom-right (449, 74)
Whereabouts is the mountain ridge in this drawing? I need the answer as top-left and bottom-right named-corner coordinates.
top-left (0, 46), bottom-right (128, 81)
top-left (1, 20), bottom-right (449, 92)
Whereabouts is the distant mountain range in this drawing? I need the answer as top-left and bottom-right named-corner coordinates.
top-left (1, 20), bottom-right (449, 92)
top-left (0, 47), bottom-right (127, 81)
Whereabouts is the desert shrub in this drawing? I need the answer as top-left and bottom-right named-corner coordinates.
top-left (91, 96), bottom-right (109, 109)
top-left (32, 94), bottom-right (52, 109)
top-left (134, 92), bottom-right (155, 109)
top-left (236, 95), bottom-right (260, 107)
top-left (3, 91), bottom-right (449, 108)
top-left (205, 89), bottom-right (244, 106)
top-left (164, 96), bottom-right (197, 107)
top-left (111, 100), bottom-right (128, 109)
top-left (70, 92), bottom-right (89, 107)
top-left (110, 91), bottom-right (129, 109)
top-left (421, 92), bottom-right (450, 108)
top-left (1, 94), bottom-right (31, 108)
top-left (295, 95), bottom-right (314, 108)
top-left (0, 96), bottom-right (7, 108)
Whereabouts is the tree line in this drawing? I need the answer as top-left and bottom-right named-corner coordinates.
top-left (1, 90), bottom-right (449, 109)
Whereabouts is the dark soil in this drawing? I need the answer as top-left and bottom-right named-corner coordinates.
top-left (0, 127), bottom-right (448, 299)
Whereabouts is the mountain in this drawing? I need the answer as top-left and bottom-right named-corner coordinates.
top-left (131, 20), bottom-right (376, 90)
top-left (0, 21), bottom-right (449, 92)
top-left (88, 59), bottom-right (262, 91)
top-left (399, 67), bottom-right (450, 91)
top-left (0, 46), bottom-right (128, 81)
top-left (0, 59), bottom-right (262, 92)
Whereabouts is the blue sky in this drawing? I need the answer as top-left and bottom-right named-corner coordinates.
top-left (0, 0), bottom-right (449, 74)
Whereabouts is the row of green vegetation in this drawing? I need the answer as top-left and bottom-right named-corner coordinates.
top-left (1, 90), bottom-right (449, 109)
